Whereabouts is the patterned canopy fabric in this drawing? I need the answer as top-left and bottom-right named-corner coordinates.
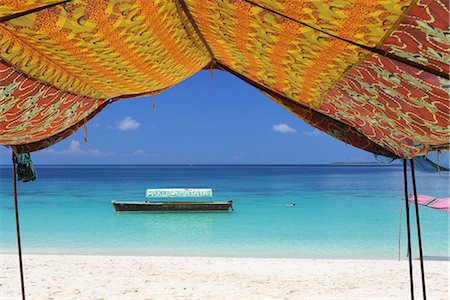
top-left (0, 0), bottom-right (448, 158)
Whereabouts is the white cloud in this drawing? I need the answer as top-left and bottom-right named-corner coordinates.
top-left (132, 149), bottom-right (146, 157)
top-left (303, 128), bottom-right (325, 137)
top-left (116, 116), bottom-right (140, 131)
top-left (272, 123), bottom-right (296, 133)
top-left (41, 140), bottom-right (115, 156)
top-left (68, 140), bottom-right (82, 152)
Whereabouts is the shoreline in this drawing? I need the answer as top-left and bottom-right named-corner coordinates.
top-left (1, 254), bottom-right (448, 299)
top-left (1, 250), bottom-right (448, 261)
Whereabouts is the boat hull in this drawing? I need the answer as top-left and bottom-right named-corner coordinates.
top-left (112, 201), bottom-right (232, 212)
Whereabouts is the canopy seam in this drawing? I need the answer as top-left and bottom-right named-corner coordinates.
top-left (176, 0), bottom-right (216, 65)
top-left (375, 0), bottom-right (418, 48)
top-left (173, 1), bottom-right (208, 59)
top-left (0, 0), bottom-right (72, 22)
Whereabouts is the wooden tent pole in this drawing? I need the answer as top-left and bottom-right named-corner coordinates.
top-left (403, 159), bottom-right (414, 299)
top-left (410, 159), bottom-right (427, 299)
top-left (398, 196), bottom-right (403, 261)
top-left (12, 152), bottom-right (26, 300)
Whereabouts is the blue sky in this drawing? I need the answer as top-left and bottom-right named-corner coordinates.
top-left (1, 70), bottom-right (376, 164)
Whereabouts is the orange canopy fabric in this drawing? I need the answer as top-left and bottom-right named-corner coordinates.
top-left (0, 0), bottom-right (448, 158)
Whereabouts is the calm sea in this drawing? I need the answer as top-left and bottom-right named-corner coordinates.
top-left (0, 165), bottom-right (448, 259)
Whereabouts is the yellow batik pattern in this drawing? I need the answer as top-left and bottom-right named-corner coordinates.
top-left (0, 0), bottom-right (210, 98)
top-left (0, 0), bottom-right (62, 18)
top-left (186, 0), bottom-right (412, 107)
top-left (249, 0), bottom-right (413, 47)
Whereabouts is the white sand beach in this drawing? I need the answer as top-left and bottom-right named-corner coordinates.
top-left (1, 254), bottom-right (448, 299)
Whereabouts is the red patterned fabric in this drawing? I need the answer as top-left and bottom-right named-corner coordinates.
top-left (321, 54), bottom-right (449, 158)
top-left (316, 0), bottom-right (450, 158)
top-left (381, 0), bottom-right (449, 75)
top-left (0, 60), bottom-right (107, 147)
top-left (11, 101), bottom-right (109, 153)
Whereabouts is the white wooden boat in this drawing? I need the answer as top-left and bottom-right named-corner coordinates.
top-left (112, 188), bottom-right (233, 212)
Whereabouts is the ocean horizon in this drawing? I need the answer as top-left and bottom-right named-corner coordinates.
top-left (1, 164), bottom-right (448, 259)
top-left (0, 162), bottom-right (400, 166)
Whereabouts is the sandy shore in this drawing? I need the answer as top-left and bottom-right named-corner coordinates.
top-left (1, 254), bottom-right (448, 299)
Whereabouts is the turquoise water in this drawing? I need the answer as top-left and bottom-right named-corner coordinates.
top-left (0, 165), bottom-right (448, 259)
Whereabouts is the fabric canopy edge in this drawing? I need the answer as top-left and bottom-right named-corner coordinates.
top-left (8, 86), bottom-right (171, 154)
top-left (4, 58), bottom-right (447, 158)
top-left (10, 100), bottom-right (109, 154)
